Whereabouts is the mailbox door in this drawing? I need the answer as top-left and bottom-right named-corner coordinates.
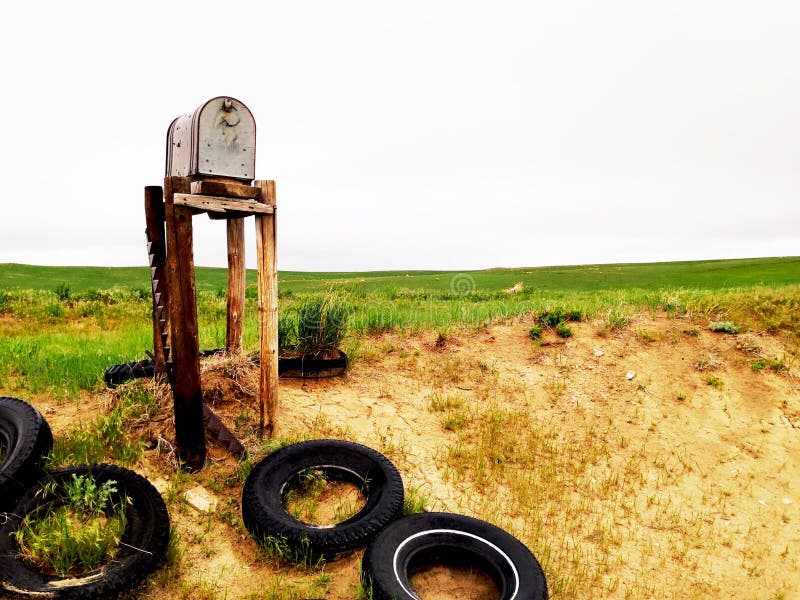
top-left (194, 97), bottom-right (256, 180)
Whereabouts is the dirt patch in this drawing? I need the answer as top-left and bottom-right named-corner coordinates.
top-left (23, 314), bottom-right (800, 599)
top-left (409, 564), bottom-right (499, 599)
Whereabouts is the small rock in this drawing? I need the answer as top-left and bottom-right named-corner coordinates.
top-left (594, 349), bottom-right (604, 357)
top-left (151, 478), bottom-right (170, 495)
top-left (44, 406), bottom-right (56, 414)
top-left (185, 486), bottom-right (218, 513)
top-left (626, 371), bottom-right (636, 380)
top-left (783, 498), bottom-right (792, 505)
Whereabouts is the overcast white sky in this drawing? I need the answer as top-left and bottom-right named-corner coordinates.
top-left (0, 1), bottom-right (798, 271)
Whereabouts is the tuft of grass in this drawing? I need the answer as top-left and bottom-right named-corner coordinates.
top-left (296, 294), bottom-right (350, 352)
top-left (284, 469), bottom-right (365, 527)
top-left (47, 384), bottom-right (155, 467)
top-left (706, 376), bottom-right (724, 389)
top-left (278, 314), bottom-right (298, 351)
top-left (597, 309), bottom-right (630, 336)
top-left (528, 326), bottom-right (543, 341)
top-left (403, 485), bottom-right (429, 515)
top-left (428, 392), bottom-right (465, 412)
top-left (256, 533), bottom-right (323, 570)
top-left (14, 474), bottom-right (127, 577)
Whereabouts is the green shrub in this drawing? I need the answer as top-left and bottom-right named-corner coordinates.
top-left (528, 326), bottom-right (543, 341)
top-left (53, 282), bottom-right (71, 302)
top-left (537, 311), bottom-right (564, 327)
top-left (709, 321), bottom-right (739, 334)
top-left (555, 323), bottom-right (573, 338)
top-left (44, 303), bottom-right (64, 318)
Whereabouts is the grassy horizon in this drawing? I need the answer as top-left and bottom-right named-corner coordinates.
top-left (1, 256), bottom-right (799, 294)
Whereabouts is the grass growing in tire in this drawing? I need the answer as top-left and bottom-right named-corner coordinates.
top-left (14, 474), bottom-right (128, 576)
top-left (284, 469), bottom-right (366, 526)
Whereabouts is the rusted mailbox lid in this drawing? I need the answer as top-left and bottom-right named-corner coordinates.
top-left (166, 96), bottom-right (256, 181)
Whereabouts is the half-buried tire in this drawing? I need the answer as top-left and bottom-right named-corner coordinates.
top-left (242, 439), bottom-right (404, 560)
top-left (0, 464), bottom-right (170, 599)
top-left (361, 512), bottom-right (548, 600)
top-left (103, 360), bottom-right (155, 388)
top-left (0, 397), bottom-right (53, 512)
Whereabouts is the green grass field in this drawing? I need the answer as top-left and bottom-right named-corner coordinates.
top-left (0, 257), bottom-right (798, 398)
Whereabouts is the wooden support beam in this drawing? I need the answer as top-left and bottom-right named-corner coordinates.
top-left (164, 176), bottom-right (206, 470)
top-left (144, 186), bottom-right (168, 375)
top-left (174, 193), bottom-right (273, 216)
top-left (226, 218), bottom-right (246, 353)
top-left (255, 180), bottom-right (278, 438)
top-left (191, 179), bottom-right (262, 200)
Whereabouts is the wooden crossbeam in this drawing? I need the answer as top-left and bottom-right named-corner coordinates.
top-left (174, 193), bottom-right (274, 215)
top-left (191, 179), bottom-right (262, 200)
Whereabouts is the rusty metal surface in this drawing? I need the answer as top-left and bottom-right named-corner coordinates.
top-left (166, 97), bottom-right (256, 180)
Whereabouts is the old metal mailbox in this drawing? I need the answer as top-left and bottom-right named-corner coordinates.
top-left (166, 96), bottom-right (256, 180)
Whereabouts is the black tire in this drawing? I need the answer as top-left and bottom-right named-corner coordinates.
top-left (0, 397), bottom-right (53, 512)
top-left (103, 360), bottom-right (155, 388)
top-left (242, 439), bottom-right (404, 559)
top-left (362, 512), bottom-right (548, 600)
top-left (0, 464), bottom-right (170, 599)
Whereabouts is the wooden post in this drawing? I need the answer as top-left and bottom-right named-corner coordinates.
top-left (144, 186), bottom-right (168, 375)
top-left (254, 180), bottom-right (278, 438)
top-left (164, 176), bottom-right (206, 470)
top-left (225, 218), bottom-right (246, 353)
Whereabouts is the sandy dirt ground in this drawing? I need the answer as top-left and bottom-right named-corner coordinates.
top-left (24, 314), bottom-right (800, 599)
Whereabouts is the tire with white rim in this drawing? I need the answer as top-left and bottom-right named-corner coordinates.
top-left (361, 512), bottom-right (547, 600)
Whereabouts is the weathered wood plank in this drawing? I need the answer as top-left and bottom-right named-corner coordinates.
top-left (255, 180), bottom-right (278, 438)
top-left (164, 176), bottom-right (206, 470)
top-left (174, 193), bottom-right (273, 215)
top-left (191, 179), bottom-right (262, 200)
top-left (226, 218), bottom-right (246, 353)
top-left (144, 186), bottom-right (168, 375)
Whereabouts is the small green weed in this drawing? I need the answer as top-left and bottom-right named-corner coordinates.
top-left (528, 326), bottom-right (543, 341)
top-left (706, 376), bottom-right (724, 389)
top-left (751, 357), bottom-right (787, 372)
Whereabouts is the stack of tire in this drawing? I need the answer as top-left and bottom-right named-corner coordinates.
top-left (242, 439), bottom-right (549, 599)
top-left (0, 397), bottom-right (170, 599)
